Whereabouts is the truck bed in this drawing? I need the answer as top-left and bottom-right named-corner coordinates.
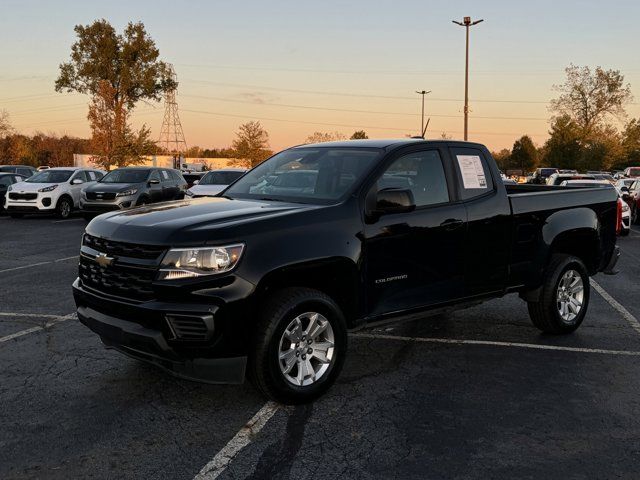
top-left (505, 183), bottom-right (618, 216)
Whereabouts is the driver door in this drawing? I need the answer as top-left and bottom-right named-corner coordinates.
top-left (363, 148), bottom-right (467, 316)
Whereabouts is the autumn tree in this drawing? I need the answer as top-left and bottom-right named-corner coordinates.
top-left (55, 19), bottom-right (174, 169)
top-left (541, 115), bottom-right (583, 169)
top-left (350, 130), bottom-right (368, 140)
top-left (491, 148), bottom-right (511, 171)
top-left (305, 131), bottom-right (346, 144)
top-left (550, 65), bottom-right (633, 134)
top-left (620, 119), bottom-right (640, 168)
top-left (232, 121), bottom-right (272, 167)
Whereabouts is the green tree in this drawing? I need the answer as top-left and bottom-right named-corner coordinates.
top-left (542, 115), bottom-right (583, 169)
top-left (55, 19), bottom-right (174, 169)
top-left (509, 135), bottom-right (538, 172)
top-left (350, 130), bottom-right (368, 140)
top-left (232, 121), bottom-right (272, 167)
top-left (550, 65), bottom-right (633, 134)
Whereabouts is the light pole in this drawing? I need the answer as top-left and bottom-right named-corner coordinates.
top-left (452, 16), bottom-right (483, 141)
top-left (415, 90), bottom-right (431, 137)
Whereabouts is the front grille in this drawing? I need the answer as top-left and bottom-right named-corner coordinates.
top-left (86, 191), bottom-right (117, 201)
top-left (79, 256), bottom-right (156, 301)
top-left (9, 192), bottom-right (37, 200)
top-left (83, 234), bottom-right (165, 260)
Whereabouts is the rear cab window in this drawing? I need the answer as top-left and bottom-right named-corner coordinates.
top-left (450, 147), bottom-right (495, 201)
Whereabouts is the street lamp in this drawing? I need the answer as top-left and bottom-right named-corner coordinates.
top-left (416, 90), bottom-right (431, 137)
top-left (452, 16), bottom-right (484, 141)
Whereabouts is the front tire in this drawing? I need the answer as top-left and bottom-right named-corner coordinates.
top-left (249, 288), bottom-right (347, 404)
top-left (56, 197), bottom-right (73, 219)
top-left (527, 254), bottom-right (590, 334)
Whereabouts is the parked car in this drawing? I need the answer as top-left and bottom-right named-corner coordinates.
top-left (529, 167), bottom-right (558, 184)
top-left (5, 167), bottom-right (104, 219)
top-left (546, 173), bottom-right (596, 186)
top-left (73, 139), bottom-right (619, 404)
top-left (185, 168), bottom-right (248, 197)
top-left (615, 178), bottom-right (637, 191)
top-left (623, 179), bottom-right (640, 224)
top-left (0, 173), bottom-right (27, 212)
top-left (181, 172), bottom-right (205, 189)
top-left (80, 167), bottom-right (187, 218)
top-left (37, 165), bottom-right (51, 171)
top-left (624, 167), bottom-right (640, 178)
top-left (0, 165), bottom-right (36, 178)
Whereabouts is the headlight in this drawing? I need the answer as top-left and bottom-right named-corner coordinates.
top-left (622, 203), bottom-right (630, 212)
top-left (7, 185), bottom-right (12, 191)
top-left (38, 185), bottom-right (58, 192)
top-left (117, 189), bottom-right (138, 197)
top-left (158, 244), bottom-right (244, 280)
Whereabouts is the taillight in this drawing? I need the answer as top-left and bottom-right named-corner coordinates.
top-left (616, 197), bottom-right (623, 235)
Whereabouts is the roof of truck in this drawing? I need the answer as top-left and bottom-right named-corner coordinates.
top-left (292, 138), bottom-right (485, 150)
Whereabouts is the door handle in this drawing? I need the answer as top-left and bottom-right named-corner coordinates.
top-left (440, 218), bottom-right (464, 230)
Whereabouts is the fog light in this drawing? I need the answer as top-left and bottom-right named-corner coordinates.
top-left (42, 198), bottom-right (51, 207)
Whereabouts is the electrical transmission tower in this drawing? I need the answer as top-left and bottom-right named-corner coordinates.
top-left (157, 64), bottom-right (187, 161)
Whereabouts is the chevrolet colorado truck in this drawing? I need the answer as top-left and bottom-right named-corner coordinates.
top-left (73, 139), bottom-right (620, 404)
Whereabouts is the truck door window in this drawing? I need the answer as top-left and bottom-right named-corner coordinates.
top-left (451, 148), bottom-right (495, 200)
top-left (378, 150), bottom-right (449, 207)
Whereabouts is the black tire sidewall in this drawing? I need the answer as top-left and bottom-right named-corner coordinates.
top-left (260, 293), bottom-right (347, 403)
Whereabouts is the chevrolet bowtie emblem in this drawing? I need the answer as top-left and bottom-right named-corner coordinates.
top-left (95, 252), bottom-right (115, 268)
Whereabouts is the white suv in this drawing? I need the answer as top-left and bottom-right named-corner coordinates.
top-left (5, 167), bottom-right (105, 219)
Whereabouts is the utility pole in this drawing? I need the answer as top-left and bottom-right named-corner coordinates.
top-left (452, 16), bottom-right (484, 141)
top-left (415, 90), bottom-right (431, 137)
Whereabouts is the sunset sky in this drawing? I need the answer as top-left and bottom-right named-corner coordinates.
top-left (2, 0), bottom-right (640, 152)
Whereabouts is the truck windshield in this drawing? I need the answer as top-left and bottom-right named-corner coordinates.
top-left (26, 170), bottom-right (73, 183)
top-left (100, 169), bottom-right (150, 183)
top-left (225, 147), bottom-right (382, 203)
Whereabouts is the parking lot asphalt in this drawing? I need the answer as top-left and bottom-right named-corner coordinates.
top-left (1, 215), bottom-right (640, 479)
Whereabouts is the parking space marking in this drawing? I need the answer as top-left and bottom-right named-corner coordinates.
top-left (591, 280), bottom-right (640, 336)
top-left (52, 218), bottom-right (84, 223)
top-left (0, 312), bottom-right (69, 320)
top-left (0, 313), bottom-right (75, 344)
top-left (0, 255), bottom-right (77, 274)
top-left (352, 332), bottom-right (640, 356)
top-left (194, 401), bottom-right (279, 480)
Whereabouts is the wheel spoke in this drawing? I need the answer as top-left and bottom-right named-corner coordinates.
top-left (285, 319), bottom-right (303, 343)
top-left (304, 313), bottom-right (319, 337)
top-left (312, 349), bottom-right (330, 364)
top-left (308, 319), bottom-right (328, 339)
top-left (279, 349), bottom-right (297, 374)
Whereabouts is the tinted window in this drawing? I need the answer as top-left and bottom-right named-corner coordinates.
top-left (0, 176), bottom-right (11, 186)
top-left (226, 148), bottom-right (381, 203)
top-left (378, 150), bottom-right (449, 207)
top-left (200, 171), bottom-right (245, 185)
top-left (72, 171), bottom-right (88, 182)
top-left (26, 170), bottom-right (74, 183)
top-left (100, 169), bottom-right (150, 183)
top-left (452, 148), bottom-right (495, 200)
top-left (149, 170), bottom-right (161, 182)
top-left (161, 170), bottom-right (170, 181)
top-left (0, 166), bottom-right (16, 173)
top-left (18, 168), bottom-right (33, 177)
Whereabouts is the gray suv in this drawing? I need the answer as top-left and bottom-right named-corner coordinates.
top-left (80, 167), bottom-right (187, 218)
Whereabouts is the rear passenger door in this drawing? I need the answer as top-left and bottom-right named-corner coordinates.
top-left (363, 147), bottom-right (468, 316)
top-left (160, 170), bottom-right (178, 200)
top-left (148, 170), bottom-right (163, 202)
top-left (449, 147), bottom-right (511, 296)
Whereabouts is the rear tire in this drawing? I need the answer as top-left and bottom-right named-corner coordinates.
top-left (249, 287), bottom-right (347, 404)
top-left (56, 197), bottom-right (73, 219)
top-left (527, 254), bottom-right (590, 334)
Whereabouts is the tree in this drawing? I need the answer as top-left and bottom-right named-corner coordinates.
top-left (55, 19), bottom-right (174, 169)
top-left (232, 121), bottom-right (272, 167)
top-left (509, 135), bottom-right (538, 172)
top-left (620, 118), bottom-right (640, 168)
top-left (541, 115), bottom-right (583, 169)
top-left (305, 131), bottom-right (346, 144)
top-left (491, 148), bottom-right (511, 171)
top-left (550, 65), bottom-right (633, 134)
top-left (350, 130), bottom-right (368, 140)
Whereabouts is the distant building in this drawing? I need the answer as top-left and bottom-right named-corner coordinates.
top-left (72, 154), bottom-right (247, 171)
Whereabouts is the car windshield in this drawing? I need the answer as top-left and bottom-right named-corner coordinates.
top-left (100, 169), bottom-right (150, 183)
top-left (26, 170), bottom-right (73, 183)
top-left (627, 167), bottom-right (640, 176)
top-left (225, 147), bottom-right (382, 203)
top-left (200, 171), bottom-right (245, 185)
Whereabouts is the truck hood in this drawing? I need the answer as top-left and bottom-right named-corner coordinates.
top-left (86, 196), bottom-right (321, 245)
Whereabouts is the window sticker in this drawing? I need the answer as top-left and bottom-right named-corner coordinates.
top-left (456, 155), bottom-right (487, 189)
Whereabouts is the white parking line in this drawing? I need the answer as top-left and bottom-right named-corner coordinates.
top-left (351, 332), bottom-right (640, 356)
top-left (0, 313), bottom-right (75, 344)
top-left (0, 255), bottom-right (77, 274)
top-left (52, 218), bottom-right (84, 223)
top-left (194, 402), bottom-right (279, 480)
top-left (591, 279), bottom-right (640, 336)
top-left (0, 312), bottom-right (68, 320)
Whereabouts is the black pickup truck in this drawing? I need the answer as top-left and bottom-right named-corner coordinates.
top-left (73, 139), bottom-right (619, 404)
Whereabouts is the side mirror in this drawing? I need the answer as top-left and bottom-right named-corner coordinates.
top-left (621, 186), bottom-right (630, 193)
top-left (366, 188), bottom-right (415, 222)
top-left (149, 179), bottom-right (160, 185)
top-left (193, 180), bottom-right (199, 185)
top-left (71, 178), bottom-right (84, 185)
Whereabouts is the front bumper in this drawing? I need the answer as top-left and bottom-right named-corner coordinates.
top-left (73, 279), bottom-right (247, 384)
top-left (80, 196), bottom-right (135, 213)
top-left (5, 193), bottom-right (57, 212)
